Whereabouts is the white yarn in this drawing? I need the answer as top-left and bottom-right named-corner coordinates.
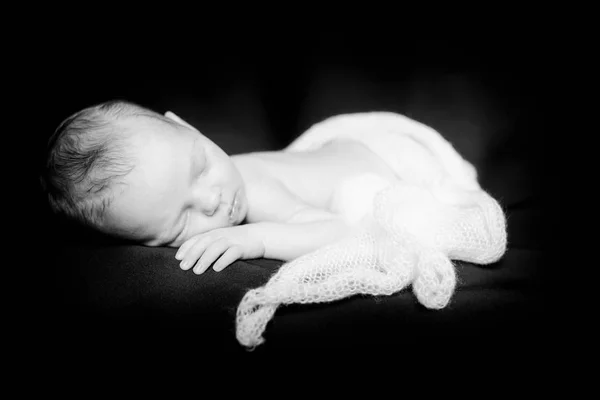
top-left (235, 112), bottom-right (507, 349)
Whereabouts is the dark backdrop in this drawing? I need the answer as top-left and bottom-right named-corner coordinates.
top-left (34, 35), bottom-right (554, 224)
top-left (26, 34), bottom-right (559, 365)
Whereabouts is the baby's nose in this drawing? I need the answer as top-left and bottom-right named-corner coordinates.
top-left (202, 189), bottom-right (221, 216)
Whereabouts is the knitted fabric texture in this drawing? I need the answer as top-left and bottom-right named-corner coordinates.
top-left (235, 112), bottom-right (507, 349)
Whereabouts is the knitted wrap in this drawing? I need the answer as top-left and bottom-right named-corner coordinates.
top-left (235, 112), bottom-right (507, 349)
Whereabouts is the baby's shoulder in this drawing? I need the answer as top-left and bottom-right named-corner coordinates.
top-left (231, 148), bottom-right (309, 181)
top-left (231, 150), bottom-right (283, 184)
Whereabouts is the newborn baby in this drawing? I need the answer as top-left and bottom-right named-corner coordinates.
top-left (41, 100), bottom-right (398, 274)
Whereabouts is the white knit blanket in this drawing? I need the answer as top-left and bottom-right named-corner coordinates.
top-left (235, 112), bottom-right (507, 349)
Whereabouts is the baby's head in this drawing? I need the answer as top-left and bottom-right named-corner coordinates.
top-left (41, 100), bottom-right (248, 247)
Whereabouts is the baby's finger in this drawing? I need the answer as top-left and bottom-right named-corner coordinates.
top-left (180, 235), bottom-right (213, 270)
top-left (213, 246), bottom-right (243, 272)
top-left (193, 239), bottom-right (230, 275)
top-left (176, 234), bottom-right (203, 260)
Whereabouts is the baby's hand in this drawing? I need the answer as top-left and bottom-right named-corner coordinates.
top-left (175, 225), bottom-right (265, 274)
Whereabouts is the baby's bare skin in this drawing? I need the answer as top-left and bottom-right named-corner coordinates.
top-left (233, 138), bottom-right (398, 218)
top-left (176, 139), bottom-right (398, 273)
top-left (100, 110), bottom-right (397, 274)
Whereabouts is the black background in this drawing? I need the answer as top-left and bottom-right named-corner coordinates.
top-left (22, 30), bottom-right (561, 370)
top-left (33, 34), bottom-right (554, 222)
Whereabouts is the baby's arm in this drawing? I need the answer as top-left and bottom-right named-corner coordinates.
top-left (251, 208), bottom-right (352, 261)
top-left (175, 207), bottom-right (353, 274)
top-left (175, 179), bottom-right (354, 274)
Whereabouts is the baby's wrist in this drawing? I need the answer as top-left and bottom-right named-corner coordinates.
top-left (240, 223), bottom-right (267, 259)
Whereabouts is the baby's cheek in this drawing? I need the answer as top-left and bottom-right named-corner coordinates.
top-left (183, 219), bottom-right (219, 241)
top-left (330, 173), bottom-right (393, 226)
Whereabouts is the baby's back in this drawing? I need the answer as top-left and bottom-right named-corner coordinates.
top-left (236, 139), bottom-right (398, 212)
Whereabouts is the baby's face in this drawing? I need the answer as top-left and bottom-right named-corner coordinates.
top-left (103, 112), bottom-right (248, 247)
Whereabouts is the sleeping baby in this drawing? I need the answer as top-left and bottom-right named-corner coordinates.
top-left (40, 100), bottom-right (399, 274)
top-left (42, 99), bottom-right (509, 346)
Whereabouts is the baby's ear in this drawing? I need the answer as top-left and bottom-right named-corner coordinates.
top-left (165, 111), bottom-right (197, 131)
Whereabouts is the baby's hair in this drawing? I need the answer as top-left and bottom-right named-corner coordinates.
top-left (40, 99), bottom-right (173, 233)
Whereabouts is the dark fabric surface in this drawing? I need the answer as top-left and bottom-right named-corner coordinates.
top-left (32, 37), bottom-right (558, 362)
top-left (42, 197), bottom-right (556, 357)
